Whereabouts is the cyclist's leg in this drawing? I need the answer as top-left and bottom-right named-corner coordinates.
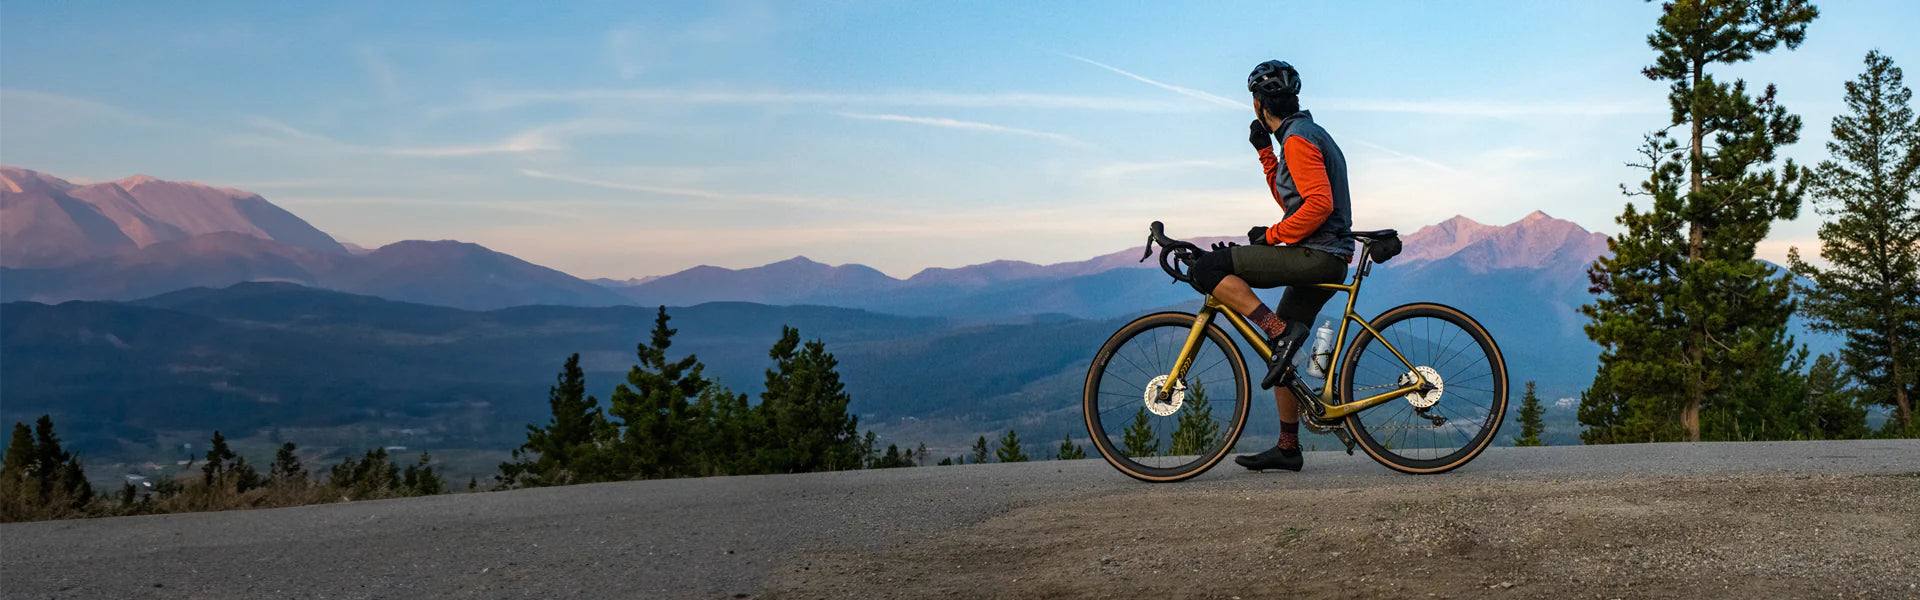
top-left (1225, 247), bottom-right (1347, 471)
top-left (1232, 246), bottom-right (1347, 385)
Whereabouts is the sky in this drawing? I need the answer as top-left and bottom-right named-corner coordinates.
top-left (4, 1), bottom-right (1917, 278)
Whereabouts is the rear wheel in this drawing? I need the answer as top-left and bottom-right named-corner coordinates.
top-left (1083, 312), bottom-right (1250, 483)
top-left (1337, 303), bottom-right (1507, 474)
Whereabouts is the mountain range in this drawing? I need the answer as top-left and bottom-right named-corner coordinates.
top-left (1, 165), bottom-right (1687, 478)
top-left (1, 167), bottom-right (629, 310)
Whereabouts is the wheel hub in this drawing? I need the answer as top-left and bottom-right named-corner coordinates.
top-left (1398, 366), bottom-right (1444, 408)
top-left (1143, 375), bottom-right (1186, 417)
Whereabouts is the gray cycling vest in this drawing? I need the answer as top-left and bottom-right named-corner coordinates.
top-left (1270, 111), bottom-right (1354, 257)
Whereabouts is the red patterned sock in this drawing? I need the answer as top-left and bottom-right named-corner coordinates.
top-left (1249, 305), bottom-right (1287, 339)
top-left (1279, 420), bottom-right (1300, 450)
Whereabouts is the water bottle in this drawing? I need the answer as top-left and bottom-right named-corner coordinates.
top-left (1307, 321), bottom-right (1335, 378)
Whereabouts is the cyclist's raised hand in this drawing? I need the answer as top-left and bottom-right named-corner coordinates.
top-left (1248, 119), bottom-right (1272, 151)
top-left (1247, 225), bottom-right (1272, 245)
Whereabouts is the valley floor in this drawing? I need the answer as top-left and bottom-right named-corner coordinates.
top-left (2, 441), bottom-right (1915, 599)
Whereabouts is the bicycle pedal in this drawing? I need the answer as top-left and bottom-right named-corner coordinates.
top-left (1332, 428), bottom-right (1357, 456)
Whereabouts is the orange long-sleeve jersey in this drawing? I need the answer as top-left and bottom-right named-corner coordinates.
top-left (1252, 112), bottom-right (1352, 256)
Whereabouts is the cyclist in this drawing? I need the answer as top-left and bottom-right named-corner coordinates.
top-left (1186, 60), bottom-right (1353, 472)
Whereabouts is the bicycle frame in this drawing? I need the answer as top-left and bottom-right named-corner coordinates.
top-left (1159, 264), bottom-right (1429, 420)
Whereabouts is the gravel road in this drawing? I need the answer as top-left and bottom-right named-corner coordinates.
top-left (3, 440), bottom-right (1916, 599)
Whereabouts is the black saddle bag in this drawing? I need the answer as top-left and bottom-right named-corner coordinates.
top-left (1367, 235), bottom-right (1403, 264)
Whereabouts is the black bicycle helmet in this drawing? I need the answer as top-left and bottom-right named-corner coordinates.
top-left (1247, 60), bottom-right (1301, 96)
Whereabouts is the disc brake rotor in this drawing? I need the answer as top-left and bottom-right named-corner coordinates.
top-left (1143, 375), bottom-right (1186, 417)
top-left (1397, 366), bottom-right (1444, 408)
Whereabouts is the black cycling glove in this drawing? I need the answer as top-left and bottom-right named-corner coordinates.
top-left (1248, 226), bottom-right (1271, 246)
top-left (1248, 119), bottom-right (1272, 151)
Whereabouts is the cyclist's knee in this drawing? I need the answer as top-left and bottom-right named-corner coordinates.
top-left (1189, 250), bottom-right (1234, 295)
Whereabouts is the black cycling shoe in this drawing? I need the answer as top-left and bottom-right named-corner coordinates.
top-left (1234, 445), bottom-right (1303, 472)
top-left (1259, 320), bottom-right (1311, 390)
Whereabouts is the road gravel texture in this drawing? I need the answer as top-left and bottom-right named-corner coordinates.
top-left (3, 440), bottom-right (1916, 599)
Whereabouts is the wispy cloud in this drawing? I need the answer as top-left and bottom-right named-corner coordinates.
top-left (231, 118), bottom-right (561, 157)
top-left (0, 89), bottom-right (161, 126)
top-left (440, 88), bottom-right (1196, 115)
top-left (837, 112), bottom-right (1093, 149)
top-left (274, 195), bottom-right (593, 221)
top-left (1056, 52), bottom-right (1247, 110)
top-left (1320, 97), bottom-right (1657, 118)
top-left (517, 168), bottom-right (846, 209)
top-left (1051, 54), bottom-right (1652, 120)
top-left (1347, 138), bottom-right (1459, 173)
top-left (1086, 158), bottom-right (1242, 179)
top-left (352, 45), bottom-right (405, 100)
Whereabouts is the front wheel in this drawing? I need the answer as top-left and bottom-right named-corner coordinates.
top-left (1338, 303), bottom-right (1508, 474)
top-left (1083, 312), bottom-right (1250, 482)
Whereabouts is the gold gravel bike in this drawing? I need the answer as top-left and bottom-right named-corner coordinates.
top-left (1082, 222), bottom-right (1508, 482)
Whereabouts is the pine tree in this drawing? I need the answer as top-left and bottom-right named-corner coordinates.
top-left (502, 353), bottom-right (619, 487)
top-left (13, 417), bottom-right (92, 514)
top-left (688, 384), bottom-right (757, 476)
top-left (1514, 381), bottom-right (1546, 447)
top-left (1, 423), bottom-right (38, 520)
top-left (1581, 0), bottom-right (1818, 443)
top-left (270, 442), bottom-right (305, 486)
top-left (330, 448), bottom-right (402, 500)
top-left (402, 453), bottom-right (446, 496)
top-left (1056, 433), bottom-right (1087, 460)
top-left (202, 431), bottom-right (235, 487)
top-left (756, 327), bottom-right (862, 473)
top-left (608, 307), bottom-right (709, 479)
top-left (859, 431), bottom-right (880, 467)
top-left (995, 430), bottom-right (1029, 463)
top-left (2, 423), bottom-right (32, 486)
top-left (937, 457), bottom-right (954, 466)
top-left (870, 444), bottom-right (914, 469)
top-left (970, 436), bottom-right (990, 464)
top-left (915, 442), bottom-right (929, 467)
top-left (1168, 381), bottom-right (1220, 456)
top-left (1122, 408), bottom-right (1159, 457)
top-left (1802, 354), bottom-right (1870, 439)
top-left (1787, 50), bottom-right (1920, 435)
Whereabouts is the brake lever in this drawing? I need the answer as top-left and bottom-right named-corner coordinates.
top-left (1139, 234), bottom-right (1154, 263)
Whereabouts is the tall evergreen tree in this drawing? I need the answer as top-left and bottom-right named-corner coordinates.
top-left (502, 354), bottom-right (618, 487)
top-left (1056, 433), bottom-right (1086, 460)
top-left (995, 430), bottom-right (1029, 463)
top-left (1581, 0), bottom-right (1818, 443)
top-left (1787, 50), bottom-right (1920, 434)
top-left (1122, 408), bottom-right (1159, 457)
top-left (608, 307), bottom-right (709, 479)
top-left (915, 442), bottom-right (929, 467)
top-left (202, 431), bottom-right (236, 487)
top-left (2, 423), bottom-right (32, 487)
top-left (1514, 381), bottom-right (1547, 447)
top-left (688, 384), bottom-right (757, 476)
top-left (970, 436), bottom-right (990, 465)
top-left (756, 326), bottom-right (862, 473)
top-left (1, 423), bottom-right (39, 519)
top-left (270, 442), bottom-right (305, 485)
top-left (1168, 382), bottom-right (1220, 456)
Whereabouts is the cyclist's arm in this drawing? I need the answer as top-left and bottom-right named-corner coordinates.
top-left (1264, 135), bottom-right (1334, 245)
